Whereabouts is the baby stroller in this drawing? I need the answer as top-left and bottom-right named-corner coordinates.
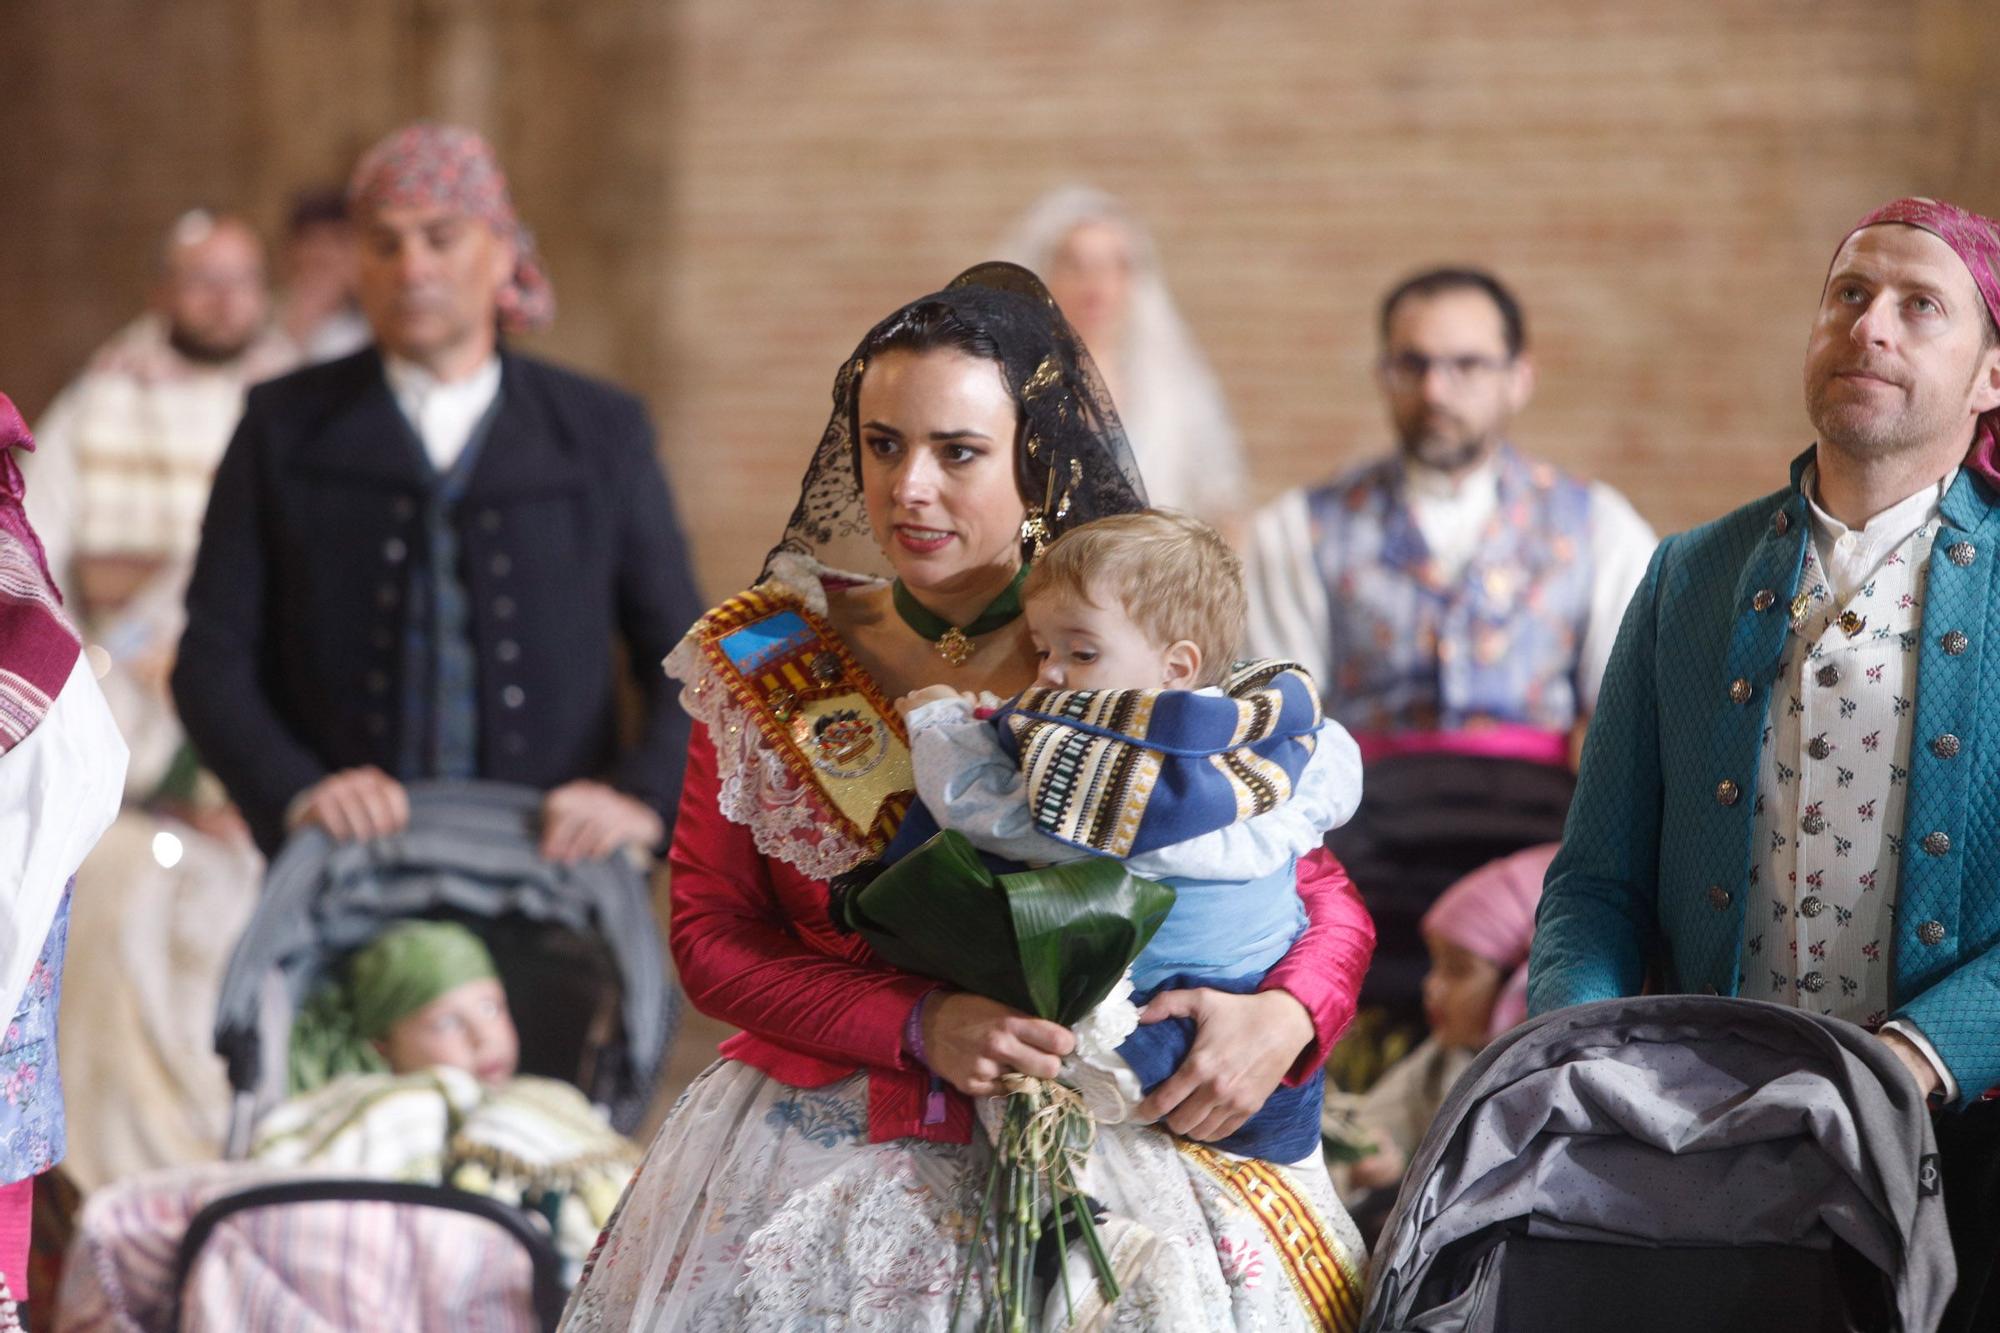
top-left (115, 780), bottom-right (679, 1332)
top-left (1362, 995), bottom-right (1953, 1333)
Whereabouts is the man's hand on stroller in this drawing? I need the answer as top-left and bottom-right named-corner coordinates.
top-left (287, 766), bottom-right (411, 842)
top-left (540, 780), bottom-right (664, 864)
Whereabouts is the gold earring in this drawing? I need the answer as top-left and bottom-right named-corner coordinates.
top-left (1020, 506), bottom-right (1051, 563)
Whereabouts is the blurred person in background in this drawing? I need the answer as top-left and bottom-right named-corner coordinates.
top-left (0, 393), bottom-right (127, 1321)
top-left (19, 211), bottom-right (297, 1200)
top-left (1241, 267), bottom-right (1652, 1073)
top-left (276, 186), bottom-right (371, 364)
top-left (24, 209), bottom-right (297, 611)
top-left (1327, 843), bottom-right (1549, 1246)
top-left (173, 122), bottom-right (700, 866)
top-left (1000, 186), bottom-right (1247, 520)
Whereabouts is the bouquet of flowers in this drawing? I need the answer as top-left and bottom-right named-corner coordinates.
top-left (835, 828), bottom-right (1176, 1330)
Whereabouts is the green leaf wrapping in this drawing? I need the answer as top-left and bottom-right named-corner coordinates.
top-left (840, 830), bottom-right (1176, 1024)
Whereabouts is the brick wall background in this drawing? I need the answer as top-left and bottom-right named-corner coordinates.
top-left (7, 0), bottom-right (2000, 598)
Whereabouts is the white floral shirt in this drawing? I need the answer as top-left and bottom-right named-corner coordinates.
top-left (1747, 471), bottom-right (1952, 1091)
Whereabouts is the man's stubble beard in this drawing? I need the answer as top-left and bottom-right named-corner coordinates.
top-left (1807, 357), bottom-right (1983, 464)
top-left (168, 322), bottom-right (258, 367)
top-left (1398, 412), bottom-right (1498, 473)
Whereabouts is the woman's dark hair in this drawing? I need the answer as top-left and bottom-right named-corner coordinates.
top-left (849, 300), bottom-right (1025, 498)
top-left (764, 262), bottom-right (1146, 581)
top-left (1379, 266), bottom-right (1528, 359)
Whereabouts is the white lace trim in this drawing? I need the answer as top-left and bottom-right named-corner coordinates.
top-left (663, 565), bottom-right (893, 884)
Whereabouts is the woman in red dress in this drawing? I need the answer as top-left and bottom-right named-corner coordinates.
top-left (562, 265), bottom-right (1374, 1331)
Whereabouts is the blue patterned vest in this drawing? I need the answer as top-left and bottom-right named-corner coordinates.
top-left (1306, 445), bottom-right (1597, 736)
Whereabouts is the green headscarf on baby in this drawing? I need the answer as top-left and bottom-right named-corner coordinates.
top-left (288, 920), bottom-right (499, 1093)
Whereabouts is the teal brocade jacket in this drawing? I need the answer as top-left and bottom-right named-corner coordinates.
top-left (1529, 449), bottom-right (2000, 1106)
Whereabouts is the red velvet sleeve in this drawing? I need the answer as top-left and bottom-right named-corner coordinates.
top-left (1262, 846), bottom-right (1375, 1085)
top-left (667, 722), bottom-right (936, 1071)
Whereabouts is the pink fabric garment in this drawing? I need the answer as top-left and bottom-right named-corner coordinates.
top-left (348, 122), bottom-right (555, 335)
top-left (1352, 723), bottom-right (1570, 768)
top-left (0, 393), bottom-right (81, 755)
top-left (1422, 842), bottom-right (1559, 1039)
top-left (1838, 197), bottom-right (2000, 488)
top-left (0, 1177), bottom-right (27, 1302)
top-left (58, 1164), bottom-right (539, 1332)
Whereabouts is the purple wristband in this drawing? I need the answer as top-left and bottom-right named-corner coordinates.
top-left (904, 993), bottom-right (933, 1069)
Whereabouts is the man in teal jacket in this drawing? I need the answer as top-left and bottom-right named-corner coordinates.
top-left (1530, 197), bottom-right (2000, 1330)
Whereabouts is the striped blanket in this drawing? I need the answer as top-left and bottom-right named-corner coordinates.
top-left (994, 660), bottom-right (1324, 859)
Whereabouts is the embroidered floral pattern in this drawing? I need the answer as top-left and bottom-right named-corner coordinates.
top-left (1749, 525), bottom-right (1931, 1024)
top-left (765, 1092), bottom-right (865, 1149)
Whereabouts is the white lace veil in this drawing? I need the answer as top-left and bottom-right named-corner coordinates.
top-left (998, 187), bottom-right (1246, 518)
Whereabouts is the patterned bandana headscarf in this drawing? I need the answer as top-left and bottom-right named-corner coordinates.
top-left (348, 122), bottom-right (555, 335)
top-left (1835, 197), bottom-right (2000, 486)
top-left (1422, 842), bottom-right (1554, 1041)
top-left (287, 920), bottom-right (502, 1092)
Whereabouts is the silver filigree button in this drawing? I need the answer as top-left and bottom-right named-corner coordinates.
top-left (1923, 830), bottom-right (1952, 856)
top-left (1707, 885), bottom-right (1731, 911)
top-left (1800, 971), bottom-right (1825, 993)
top-left (1730, 678), bottom-right (1753, 704)
top-left (1949, 541), bottom-right (1976, 567)
top-left (1933, 733), bottom-right (1961, 759)
top-left (1800, 896), bottom-right (1824, 918)
top-left (1919, 920), bottom-right (1947, 946)
top-left (1942, 630), bottom-right (1970, 656)
top-left (1716, 779), bottom-right (1740, 806)
top-left (1816, 663), bottom-right (1841, 687)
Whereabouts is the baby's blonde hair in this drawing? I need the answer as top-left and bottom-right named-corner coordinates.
top-left (1023, 509), bottom-right (1245, 687)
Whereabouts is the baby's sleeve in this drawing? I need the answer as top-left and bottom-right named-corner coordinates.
top-left (906, 705), bottom-right (1080, 865)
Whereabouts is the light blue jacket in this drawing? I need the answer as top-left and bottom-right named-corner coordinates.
top-left (1530, 450), bottom-right (2000, 1105)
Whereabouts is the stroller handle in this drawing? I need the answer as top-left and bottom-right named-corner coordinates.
top-left (168, 1178), bottom-right (569, 1332)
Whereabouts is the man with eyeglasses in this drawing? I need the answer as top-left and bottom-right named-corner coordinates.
top-left (1243, 267), bottom-right (1654, 1055)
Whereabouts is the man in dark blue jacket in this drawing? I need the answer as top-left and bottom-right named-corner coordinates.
top-left (174, 123), bottom-right (700, 862)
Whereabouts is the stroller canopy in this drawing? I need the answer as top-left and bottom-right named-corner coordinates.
top-left (1364, 995), bottom-right (1953, 1333)
top-left (213, 781), bottom-right (676, 1134)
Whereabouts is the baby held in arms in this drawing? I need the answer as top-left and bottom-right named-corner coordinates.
top-left (894, 510), bottom-right (1363, 1164)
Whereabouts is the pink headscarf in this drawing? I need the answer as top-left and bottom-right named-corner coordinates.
top-left (0, 393), bottom-right (81, 753)
top-left (348, 123), bottom-right (556, 335)
top-left (1422, 842), bottom-right (1557, 1040)
top-left (1835, 197), bottom-right (2000, 488)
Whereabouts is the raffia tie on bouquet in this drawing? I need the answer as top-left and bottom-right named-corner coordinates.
top-left (995, 1074), bottom-right (1094, 1171)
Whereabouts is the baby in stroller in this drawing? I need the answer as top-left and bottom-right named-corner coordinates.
top-left (54, 782), bottom-right (671, 1333)
top-left (255, 920), bottom-right (636, 1263)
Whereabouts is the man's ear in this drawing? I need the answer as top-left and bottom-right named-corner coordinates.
top-left (1973, 344), bottom-right (2000, 416)
top-left (1161, 639), bottom-right (1202, 689)
top-left (1505, 352), bottom-right (1538, 413)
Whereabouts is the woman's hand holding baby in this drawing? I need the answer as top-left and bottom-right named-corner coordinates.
top-left (894, 685), bottom-right (982, 719)
top-left (919, 991), bottom-right (1075, 1097)
top-left (1133, 988), bottom-right (1315, 1142)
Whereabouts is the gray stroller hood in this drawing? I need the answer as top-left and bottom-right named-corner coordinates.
top-left (213, 781), bottom-right (676, 1138)
top-left (1363, 995), bottom-right (1953, 1333)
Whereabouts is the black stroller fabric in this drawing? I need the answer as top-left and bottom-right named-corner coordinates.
top-left (212, 781), bottom-right (677, 1135)
top-left (1328, 752), bottom-right (1574, 1020)
top-left (1363, 996), bottom-right (1954, 1333)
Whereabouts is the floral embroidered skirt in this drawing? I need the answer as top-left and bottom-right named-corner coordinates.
top-left (560, 1061), bottom-right (1366, 1331)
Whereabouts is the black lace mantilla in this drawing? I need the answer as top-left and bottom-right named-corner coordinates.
top-left (763, 261), bottom-right (1149, 582)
